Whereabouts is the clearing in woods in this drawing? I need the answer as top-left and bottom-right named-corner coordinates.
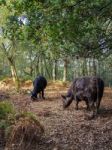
top-left (0, 80), bottom-right (112, 150)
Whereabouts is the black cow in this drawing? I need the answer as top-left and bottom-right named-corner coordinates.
top-left (61, 76), bottom-right (104, 113)
top-left (31, 76), bottom-right (47, 101)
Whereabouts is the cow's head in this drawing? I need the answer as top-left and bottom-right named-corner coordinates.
top-left (31, 91), bottom-right (37, 101)
top-left (61, 95), bottom-right (73, 108)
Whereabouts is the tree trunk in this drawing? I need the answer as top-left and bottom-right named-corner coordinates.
top-left (30, 63), bottom-right (33, 77)
top-left (98, 60), bottom-right (101, 76)
top-left (52, 60), bottom-right (57, 81)
top-left (63, 58), bottom-right (68, 82)
top-left (44, 59), bottom-right (52, 79)
top-left (88, 58), bottom-right (91, 76)
top-left (39, 57), bottom-right (42, 75)
top-left (42, 59), bottom-right (46, 76)
top-left (74, 58), bottom-right (81, 78)
top-left (1, 42), bottom-right (20, 91)
top-left (93, 58), bottom-right (97, 76)
top-left (10, 62), bottom-right (20, 91)
top-left (82, 58), bottom-right (87, 76)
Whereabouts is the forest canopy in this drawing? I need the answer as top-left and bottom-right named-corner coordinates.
top-left (0, 0), bottom-right (112, 89)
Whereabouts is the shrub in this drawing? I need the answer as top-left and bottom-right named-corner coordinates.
top-left (0, 101), bottom-right (44, 150)
top-left (0, 101), bottom-right (15, 120)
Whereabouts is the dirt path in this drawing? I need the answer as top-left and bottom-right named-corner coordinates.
top-left (0, 83), bottom-right (112, 150)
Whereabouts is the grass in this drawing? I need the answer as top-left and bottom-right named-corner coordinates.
top-left (0, 101), bottom-right (15, 120)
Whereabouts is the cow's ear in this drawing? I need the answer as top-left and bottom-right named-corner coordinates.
top-left (61, 95), bottom-right (66, 99)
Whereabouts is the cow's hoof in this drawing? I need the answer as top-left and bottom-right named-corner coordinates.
top-left (31, 97), bottom-right (38, 101)
top-left (32, 99), bottom-right (38, 102)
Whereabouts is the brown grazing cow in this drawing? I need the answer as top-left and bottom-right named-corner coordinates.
top-left (61, 76), bottom-right (104, 113)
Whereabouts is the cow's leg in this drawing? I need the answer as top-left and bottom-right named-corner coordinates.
top-left (42, 89), bottom-right (45, 99)
top-left (88, 98), bottom-right (95, 110)
top-left (39, 92), bottom-right (42, 99)
top-left (75, 100), bottom-right (79, 110)
top-left (91, 102), bottom-right (95, 110)
top-left (96, 98), bottom-right (101, 113)
top-left (89, 99), bottom-right (101, 118)
top-left (85, 100), bottom-right (90, 111)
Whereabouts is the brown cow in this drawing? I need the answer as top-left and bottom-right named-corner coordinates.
top-left (61, 76), bottom-right (104, 113)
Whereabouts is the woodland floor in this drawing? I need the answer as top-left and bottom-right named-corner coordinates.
top-left (0, 80), bottom-right (112, 150)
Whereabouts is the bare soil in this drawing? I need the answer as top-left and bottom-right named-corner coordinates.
top-left (0, 81), bottom-right (112, 150)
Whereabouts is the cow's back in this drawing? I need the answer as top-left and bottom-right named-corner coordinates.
top-left (33, 76), bottom-right (47, 92)
top-left (72, 76), bottom-right (104, 99)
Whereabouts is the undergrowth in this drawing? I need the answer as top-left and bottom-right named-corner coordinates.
top-left (0, 101), bottom-right (44, 150)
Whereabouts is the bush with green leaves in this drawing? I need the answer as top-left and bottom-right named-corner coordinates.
top-left (0, 101), bottom-right (15, 119)
top-left (0, 101), bottom-right (15, 130)
top-left (0, 101), bottom-right (44, 149)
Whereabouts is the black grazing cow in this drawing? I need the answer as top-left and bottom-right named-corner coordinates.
top-left (31, 76), bottom-right (47, 101)
top-left (61, 76), bottom-right (104, 113)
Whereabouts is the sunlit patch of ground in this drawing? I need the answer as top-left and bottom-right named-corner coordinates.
top-left (0, 80), bottom-right (112, 150)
